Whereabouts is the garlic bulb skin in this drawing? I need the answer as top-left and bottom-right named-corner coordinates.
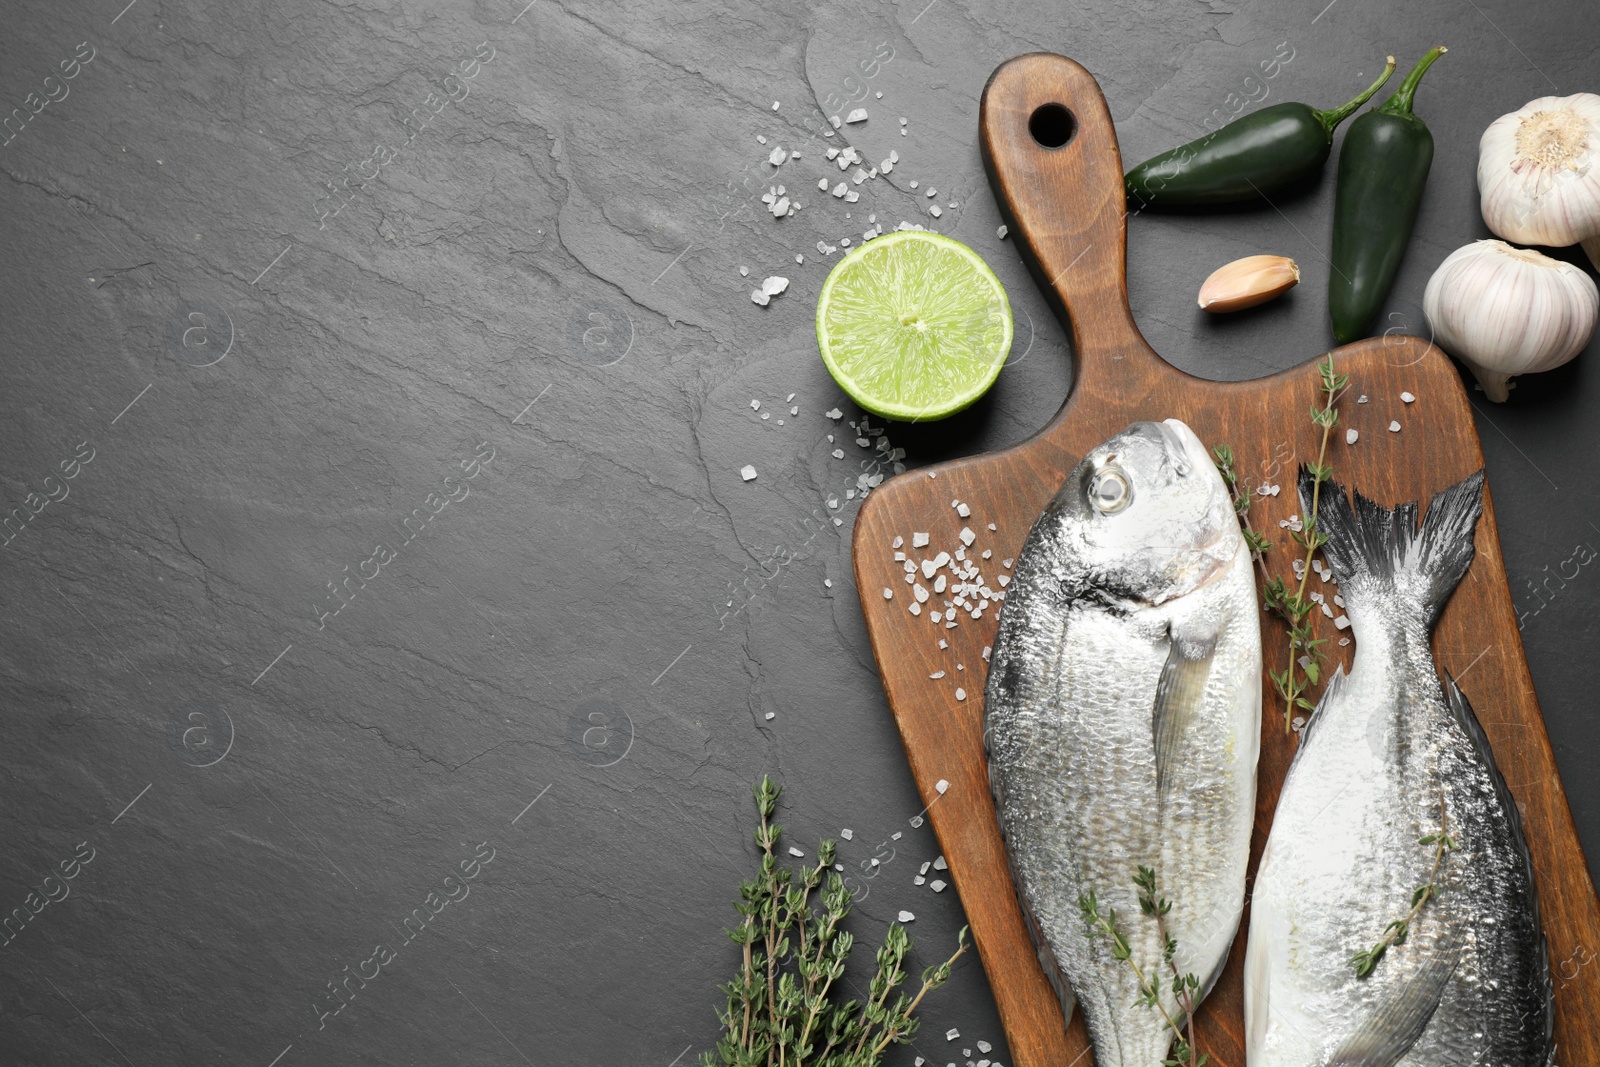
top-left (1422, 239), bottom-right (1597, 401)
top-left (1478, 93), bottom-right (1600, 267)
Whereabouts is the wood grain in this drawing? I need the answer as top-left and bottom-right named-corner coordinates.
top-left (851, 53), bottom-right (1599, 1067)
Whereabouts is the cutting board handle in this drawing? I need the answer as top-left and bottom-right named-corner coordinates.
top-left (980, 53), bottom-right (1167, 403)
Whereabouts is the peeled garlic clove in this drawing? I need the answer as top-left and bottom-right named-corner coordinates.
top-left (1422, 239), bottom-right (1598, 402)
top-left (1477, 93), bottom-right (1600, 267)
top-left (1198, 255), bottom-right (1300, 313)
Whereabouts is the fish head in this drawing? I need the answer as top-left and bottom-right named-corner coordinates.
top-left (1048, 419), bottom-right (1238, 605)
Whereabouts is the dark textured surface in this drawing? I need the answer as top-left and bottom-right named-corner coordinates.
top-left (0, 1), bottom-right (1593, 1064)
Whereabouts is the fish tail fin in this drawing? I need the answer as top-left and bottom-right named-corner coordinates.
top-left (1299, 467), bottom-right (1485, 629)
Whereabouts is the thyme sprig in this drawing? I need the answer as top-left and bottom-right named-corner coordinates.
top-left (1266, 354), bottom-right (1351, 736)
top-left (704, 776), bottom-right (970, 1067)
top-left (1079, 869), bottom-right (1209, 1067)
top-left (1212, 445), bottom-right (1274, 586)
top-left (1350, 796), bottom-right (1458, 979)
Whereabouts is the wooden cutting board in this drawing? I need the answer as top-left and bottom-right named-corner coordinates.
top-left (851, 52), bottom-right (1600, 1066)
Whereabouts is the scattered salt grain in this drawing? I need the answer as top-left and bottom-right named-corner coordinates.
top-left (914, 875), bottom-right (925, 886)
top-left (931, 879), bottom-right (947, 892)
top-left (915, 585), bottom-right (931, 604)
top-left (935, 779), bottom-right (949, 794)
top-left (845, 191), bottom-right (860, 203)
top-left (846, 107), bottom-right (869, 123)
top-left (1401, 391), bottom-right (1415, 403)
top-left (1335, 615), bottom-right (1351, 630)
top-left (740, 465), bottom-right (758, 481)
top-left (900, 117), bottom-right (908, 125)
top-left (997, 224), bottom-right (1008, 239)
top-left (1389, 420), bottom-right (1401, 432)
top-left (826, 408), bottom-right (843, 420)
top-left (831, 449), bottom-right (845, 459)
top-left (892, 535), bottom-right (904, 548)
top-left (789, 846), bottom-right (804, 857)
top-left (771, 100), bottom-right (780, 110)
top-left (978, 1042), bottom-right (992, 1054)
top-left (947, 1030), bottom-right (961, 1041)
top-left (830, 115), bottom-right (842, 128)
top-left (959, 527), bottom-right (975, 546)
top-left (751, 289), bottom-right (770, 306)
top-left (757, 135), bottom-right (767, 144)
top-left (883, 588), bottom-right (894, 599)
top-left (909, 602), bottom-right (921, 615)
top-left (824, 579), bottom-right (833, 588)
top-left (769, 146), bottom-right (787, 166)
top-left (841, 828), bottom-right (854, 841)
top-left (1346, 429), bottom-right (1359, 444)
top-left (1002, 558), bottom-right (1014, 568)
top-left (934, 855), bottom-right (947, 869)
top-left (929, 669), bottom-right (944, 678)
top-left (898, 910), bottom-right (915, 922)
top-left (956, 501), bottom-right (971, 517)
top-left (983, 646), bottom-right (991, 661)
top-left (1358, 394), bottom-right (1369, 403)
top-left (913, 532), bottom-right (930, 548)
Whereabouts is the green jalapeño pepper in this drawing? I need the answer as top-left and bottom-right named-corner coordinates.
top-left (1328, 46), bottom-right (1447, 345)
top-left (1124, 57), bottom-right (1395, 208)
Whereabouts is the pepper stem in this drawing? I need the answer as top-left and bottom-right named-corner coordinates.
top-left (1314, 56), bottom-right (1397, 135)
top-left (1379, 46), bottom-right (1447, 117)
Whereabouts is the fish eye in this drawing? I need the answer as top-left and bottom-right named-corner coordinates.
top-left (1088, 466), bottom-right (1132, 515)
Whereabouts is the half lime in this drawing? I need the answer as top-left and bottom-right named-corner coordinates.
top-left (816, 230), bottom-right (1012, 421)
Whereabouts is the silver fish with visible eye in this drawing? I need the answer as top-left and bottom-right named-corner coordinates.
top-left (984, 419), bottom-right (1262, 1066)
top-left (1245, 469), bottom-right (1551, 1067)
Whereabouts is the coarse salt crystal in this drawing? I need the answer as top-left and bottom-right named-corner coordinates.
top-left (789, 846), bottom-right (804, 857)
top-left (740, 465), bottom-right (758, 480)
top-left (846, 107), bottom-right (869, 123)
top-left (769, 146), bottom-right (787, 165)
top-left (1346, 429), bottom-right (1359, 444)
top-left (845, 191), bottom-right (860, 203)
top-left (883, 587), bottom-right (894, 599)
top-left (1389, 420), bottom-right (1401, 432)
top-left (930, 611), bottom-right (942, 622)
top-left (956, 502), bottom-right (970, 517)
top-left (831, 449), bottom-right (845, 459)
top-left (771, 100), bottom-right (780, 110)
top-left (929, 205), bottom-right (943, 218)
top-left (935, 780), bottom-right (949, 793)
top-left (914, 584), bottom-right (930, 603)
top-left (1002, 558), bottom-right (1014, 568)
top-left (762, 276), bottom-right (789, 296)
top-left (959, 527), bottom-right (975, 545)
top-left (912, 532), bottom-right (930, 547)
top-left (1358, 394), bottom-right (1369, 403)
top-left (892, 535), bottom-right (903, 548)
top-left (955, 688), bottom-right (966, 700)
top-left (977, 1042), bottom-right (992, 1054)
top-left (933, 855), bottom-right (947, 869)
top-left (909, 603), bottom-right (921, 615)
top-left (931, 879), bottom-right (946, 892)
top-left (947, 1029), bottom-right (960, 1041)
top-left (1401, 391), bottom-right (1415, 403)
top-left (826, 408), bottom-right (843, 420)
top-left (751, 289), bottom-right (770, 306)
top-left (929, 669), bottom-right (944, 678)
top-left (997, 224), bottom-right (1008, 239)
top-left (1335, 615), bottom-right (1351, 630)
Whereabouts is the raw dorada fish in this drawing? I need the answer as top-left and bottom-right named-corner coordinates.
top-left (985, 419), bottom-right (1261, 1065)
top-left (1246, 469), bottom-right (1551, 1065)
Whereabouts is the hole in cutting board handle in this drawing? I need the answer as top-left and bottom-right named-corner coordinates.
top-left (1028, 103), bottom-right (1076, 148)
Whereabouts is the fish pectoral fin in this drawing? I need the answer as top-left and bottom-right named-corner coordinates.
top-left (1326, 940), bottom-right (1459, 1067)
top-left (1152, 628), bottom-right (1217, 800)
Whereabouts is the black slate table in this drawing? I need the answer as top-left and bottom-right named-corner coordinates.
top-left (1, 1), bottom-right (1595, 1064)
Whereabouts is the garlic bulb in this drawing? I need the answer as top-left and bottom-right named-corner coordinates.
top-left (1422, 239), bottom-right (1597, 401)
top-left (1478, 93), bottom-right (1600, 268)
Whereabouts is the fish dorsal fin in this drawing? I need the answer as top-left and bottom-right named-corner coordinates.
top-left (1326, 940), bottom-right (1459, 1067)
top-left (1152, 629), bottom-right (1217, 801)
top-left (1439, 671), bottom-right (1555, 1053)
